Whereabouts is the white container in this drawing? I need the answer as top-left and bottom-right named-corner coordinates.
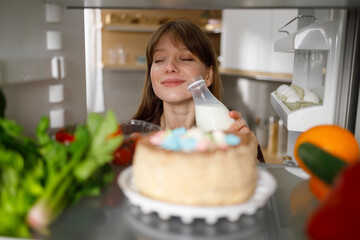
top-left (195, 105), bottom-right (234, 132)
top-left (188, 76), bottom-right (234, 132)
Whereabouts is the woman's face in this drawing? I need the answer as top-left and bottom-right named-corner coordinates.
top-left (150, 34), bottom-right (212, 104)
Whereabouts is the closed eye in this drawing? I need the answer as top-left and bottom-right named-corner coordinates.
top-left (154, 59), bottom-right (164, 63)
top-left (181, 58), bottom-right (193, 61)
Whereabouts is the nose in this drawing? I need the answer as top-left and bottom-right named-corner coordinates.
top-left (165, 58), bottom-right (179, 73)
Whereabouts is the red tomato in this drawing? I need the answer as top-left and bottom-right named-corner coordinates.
top-left (55, 129), bottom-right (75, 144)
top-left (112, 146), bottom-right (133, 165)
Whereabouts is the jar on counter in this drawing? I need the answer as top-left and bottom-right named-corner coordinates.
top-left (117, 45), bottom-right (127, 65)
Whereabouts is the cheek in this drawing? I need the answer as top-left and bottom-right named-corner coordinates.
top-left (150, 67), bottom-right (160, 91)
top-left (150, 66), bottom-right (158, 80)
top-left (151, 81), bottom-right (160, 98)
top-left (184, 64), bottom-right (209, 80)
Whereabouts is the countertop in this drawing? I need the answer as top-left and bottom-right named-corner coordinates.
top-left (41, 164), bottom-right (318, 240)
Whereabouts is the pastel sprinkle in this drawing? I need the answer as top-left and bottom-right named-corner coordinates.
top-left (180, 138), bottom-right (197, 151)
top-left (150, 131), bottom-right (166, 145)
top-left (212, 130), bottom-right (225, 144)
top-left (172, 127), bottom-right (187, 136)
top-left (225, 134), bottom-right (241, 146)
top-left (162, 135), bottom-right (180, 150)
top-left (196, 139), bottom-right (211, 152)
top-left (150, 127), bottom-right (241, 152)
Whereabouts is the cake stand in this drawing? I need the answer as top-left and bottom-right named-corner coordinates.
top-left (118, 166), bottom-right (277, 225)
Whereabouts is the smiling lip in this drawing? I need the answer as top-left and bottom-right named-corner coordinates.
top-left (161, 79), bottom-right (185, 87)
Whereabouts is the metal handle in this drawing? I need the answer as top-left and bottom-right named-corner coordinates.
top-left (278, 15), bottom-right (318, 35)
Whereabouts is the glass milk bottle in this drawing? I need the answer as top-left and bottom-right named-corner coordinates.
top-left (187, 76), bottom-right (234, 132)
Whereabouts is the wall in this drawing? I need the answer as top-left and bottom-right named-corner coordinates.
top-left (221, 9), bottom-right (297, 74)
top-left (102, 69), bottom-right (145, 122)
top-left (220, 9), bottom-right (297, 131)
top-left (0, 0), bottom-right (87, 136)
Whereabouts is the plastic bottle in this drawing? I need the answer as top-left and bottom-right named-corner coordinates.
top-left (267, 116), bottom-right (278, 154)
top-left (277, 119), bottom-right (288, 158)
top-left (187, 76), bottom-right (234, 132)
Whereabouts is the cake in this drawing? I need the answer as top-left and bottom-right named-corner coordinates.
top-left (132, 127), bottom-right (259, 206)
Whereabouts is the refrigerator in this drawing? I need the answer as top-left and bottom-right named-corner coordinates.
top-left (0, 1), bottom-right (360, 240)
top-left (1, 1), bottom-right (359, 157)
top-left (0, 0), bottom-right (87, 137)
top-left (270, 9), bottom-right (360, 165)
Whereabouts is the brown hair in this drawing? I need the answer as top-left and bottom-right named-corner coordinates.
top-left (132, 20), bottom-right (223, 125)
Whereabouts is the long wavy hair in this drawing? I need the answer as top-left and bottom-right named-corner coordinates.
top-left (132, 20), bottom-right (223, 125)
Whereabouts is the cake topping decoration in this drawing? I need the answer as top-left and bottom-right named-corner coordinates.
top-left (150, 127), bottom-right (241, 152)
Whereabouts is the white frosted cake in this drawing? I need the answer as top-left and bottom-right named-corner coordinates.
top-left (132, 127), bottom-right (258, 206)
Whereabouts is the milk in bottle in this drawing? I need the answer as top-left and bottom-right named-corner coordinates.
top-left (187, 76), bottom-right (235, 132)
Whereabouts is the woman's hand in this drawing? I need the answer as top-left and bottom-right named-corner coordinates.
top-left (227, 110), bottom-right (251, 136)
top-left (227, 110), bottom-right (263, 162)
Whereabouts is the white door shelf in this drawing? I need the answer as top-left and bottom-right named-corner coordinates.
top-left (272, 11), bottom-right (346, 134)
top-left (0, 58), bottom-right (62, 85)
top-left (274, 21), bottom-right (334, 52)
top-left (270, 92), bottom-right (333, 132)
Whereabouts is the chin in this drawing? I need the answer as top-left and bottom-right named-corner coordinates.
top-left (162, 95), bottom-right (192, 104)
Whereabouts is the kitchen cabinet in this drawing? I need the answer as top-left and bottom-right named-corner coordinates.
top-left (101, 9), bottom-right (222, 69)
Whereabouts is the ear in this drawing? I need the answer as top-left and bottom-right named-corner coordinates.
top-left (204, 66), bottom-right (214, 87)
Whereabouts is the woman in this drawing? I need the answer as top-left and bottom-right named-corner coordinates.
top-left (132, 20), bottom-right (264, 161)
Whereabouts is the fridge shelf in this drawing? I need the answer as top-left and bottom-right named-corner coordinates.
top-left (0, 58), bottom-right (61, 85)
top-left (274, 21), bottom-right (334, 52)
top-left (270, 92), bottom-right (333, 132)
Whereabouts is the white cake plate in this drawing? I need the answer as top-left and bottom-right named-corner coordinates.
top-left (118, 166), bottom-right (277, 225)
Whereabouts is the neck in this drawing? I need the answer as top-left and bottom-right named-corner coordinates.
top-left (161, 101), bottom-right (196, 130)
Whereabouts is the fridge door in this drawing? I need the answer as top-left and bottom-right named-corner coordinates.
top-left (271, 9), bottom-right (348, 162)
top-left (0, 0), bottom-right (87, 136)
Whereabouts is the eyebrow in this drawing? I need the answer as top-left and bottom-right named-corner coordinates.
top-left (153, 48), bottom-right (164, 54)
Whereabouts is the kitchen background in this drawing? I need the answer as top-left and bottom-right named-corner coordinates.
top-left (1, 0), bottom-right (357, 163)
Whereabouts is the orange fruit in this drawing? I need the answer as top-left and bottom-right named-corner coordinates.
top-left (294, 125), bottom-right (360, 176)
top-left (294, 125), bottom-right (360, 201)
top-left (309, 177), bottom-right (332, 201)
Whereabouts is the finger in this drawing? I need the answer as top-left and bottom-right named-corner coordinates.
top-left (227, 119), bottom-right (247, 133)
top-left (228, 124), bottom-right (251, 139)
top-left (229, 110), bottom-right (241, 120)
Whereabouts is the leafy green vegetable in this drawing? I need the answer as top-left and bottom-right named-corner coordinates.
top-left (0, 87), bottom-right (6, 118)
top-left (0, 110), bottom-right (123, 238)
top-left (0, 118), bottom-right (44, 238)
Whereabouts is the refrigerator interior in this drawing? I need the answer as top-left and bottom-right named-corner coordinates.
top-left (1, 1), bottom-right (359, 158)
top-left (0, 0), bottom-right (87, 137)
top-left (271, 9), bottom-right (360, 162)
